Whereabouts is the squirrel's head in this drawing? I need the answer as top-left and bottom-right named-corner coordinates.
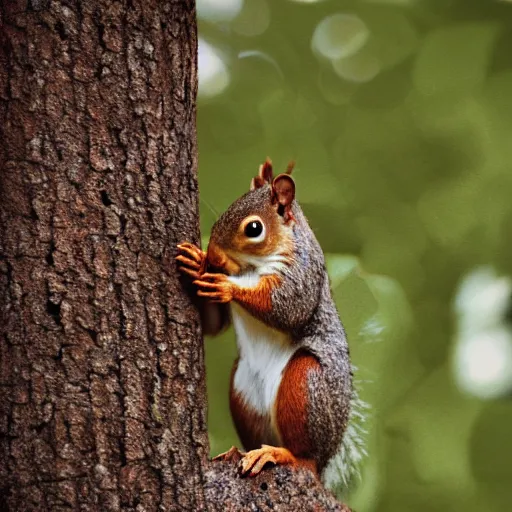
top-left (206, 159), bottom-right (296, 276)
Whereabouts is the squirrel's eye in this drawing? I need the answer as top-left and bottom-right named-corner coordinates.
top-left (244, 220), bottom-right (263, 238)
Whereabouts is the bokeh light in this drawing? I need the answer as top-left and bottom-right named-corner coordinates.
top-left (453, 267), bottom-right (512, 399)
top-left (198, 38), bottom-right (230, 98)
top-left (232, 0), bottom-right (270, 36)
top-left (311, 14), bottom-right (370, 61)
top-left (455, 329), bottom-right (512, 399)
top-left (332, 49), bottom-right (381, 83)
top-left (197, 0), bottom-right (244, 22)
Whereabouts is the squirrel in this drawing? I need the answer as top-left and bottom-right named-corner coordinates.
top-left (176, 159), bottom-right (364, 485)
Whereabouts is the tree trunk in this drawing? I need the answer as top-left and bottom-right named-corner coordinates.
top-left (1, 0), bottom-right (207, 509)
top-left (0, 1), bottom-right (350, 510)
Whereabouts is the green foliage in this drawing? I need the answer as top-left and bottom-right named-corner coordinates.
top-left (199, 1), bottom-right (512, 510)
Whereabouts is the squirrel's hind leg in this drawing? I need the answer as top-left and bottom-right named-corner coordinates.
top-left (238, 350), bottom-right (321, 478)
top-left (274, 350), bottom-right (321, 475)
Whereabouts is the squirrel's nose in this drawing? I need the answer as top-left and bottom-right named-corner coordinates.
top-left (206, 243), bottom-right (240, 275)
top-left (206, 242), bottom-right (226, 269)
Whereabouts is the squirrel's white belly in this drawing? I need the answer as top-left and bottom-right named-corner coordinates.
top-left (230, 301), bottom-right (296, 424)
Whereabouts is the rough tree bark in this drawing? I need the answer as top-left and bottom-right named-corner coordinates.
top-left (0, 0), bottom-right (208, 509)
top-left (0, 1), bottom-right (350, 510)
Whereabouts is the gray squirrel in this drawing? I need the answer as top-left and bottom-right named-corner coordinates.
top-left (176, 159), bottom-right (365, 486)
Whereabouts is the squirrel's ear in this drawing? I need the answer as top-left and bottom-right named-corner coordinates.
top-left (271, 174), bottom-right (295, 221)
top-left (250, 158), bottom-right (274, 190)
top-left (260, 158), bottom-right (273, 183)
top-left (250, 176), bottom-right (265, 190)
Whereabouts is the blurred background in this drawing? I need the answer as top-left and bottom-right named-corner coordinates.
top-left (195, 1), bottom-right (512, 510)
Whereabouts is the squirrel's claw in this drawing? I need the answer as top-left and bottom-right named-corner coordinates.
top-left (176, 242), bottom-right (206, 262)
top-left (176, 254), bottom-right (201, 269)
top-left (239, 445), bottom-right (297, 478)
top-left (176, 242), bottom-right (206, 279)
top-left (243, 452), bottom-right (276, 477)
top-left (177, 242), bottom-right (204, 257)
top-left (194, 273), bottom-right (226, 285)
top-left (194, 273), bottom-right (233, 303)
top-left (177, 266), bottom-right (201, 280)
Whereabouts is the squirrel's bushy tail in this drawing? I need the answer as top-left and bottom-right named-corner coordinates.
top-left (322, 370), bottom-right (369, 492)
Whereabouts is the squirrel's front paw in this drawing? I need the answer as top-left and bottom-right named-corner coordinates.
top-left (194, 273), bottom-right (233, 303)
top-left (176, 242), bottom-right (206, 279)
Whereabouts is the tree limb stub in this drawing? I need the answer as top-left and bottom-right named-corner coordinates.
top-left (206, 453), bottom-right (351, 512)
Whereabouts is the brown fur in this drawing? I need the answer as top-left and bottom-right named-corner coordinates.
top-left (275, 351), bottom-right (320, 462)
top-left (231, 274), bottom-right (282, 313)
